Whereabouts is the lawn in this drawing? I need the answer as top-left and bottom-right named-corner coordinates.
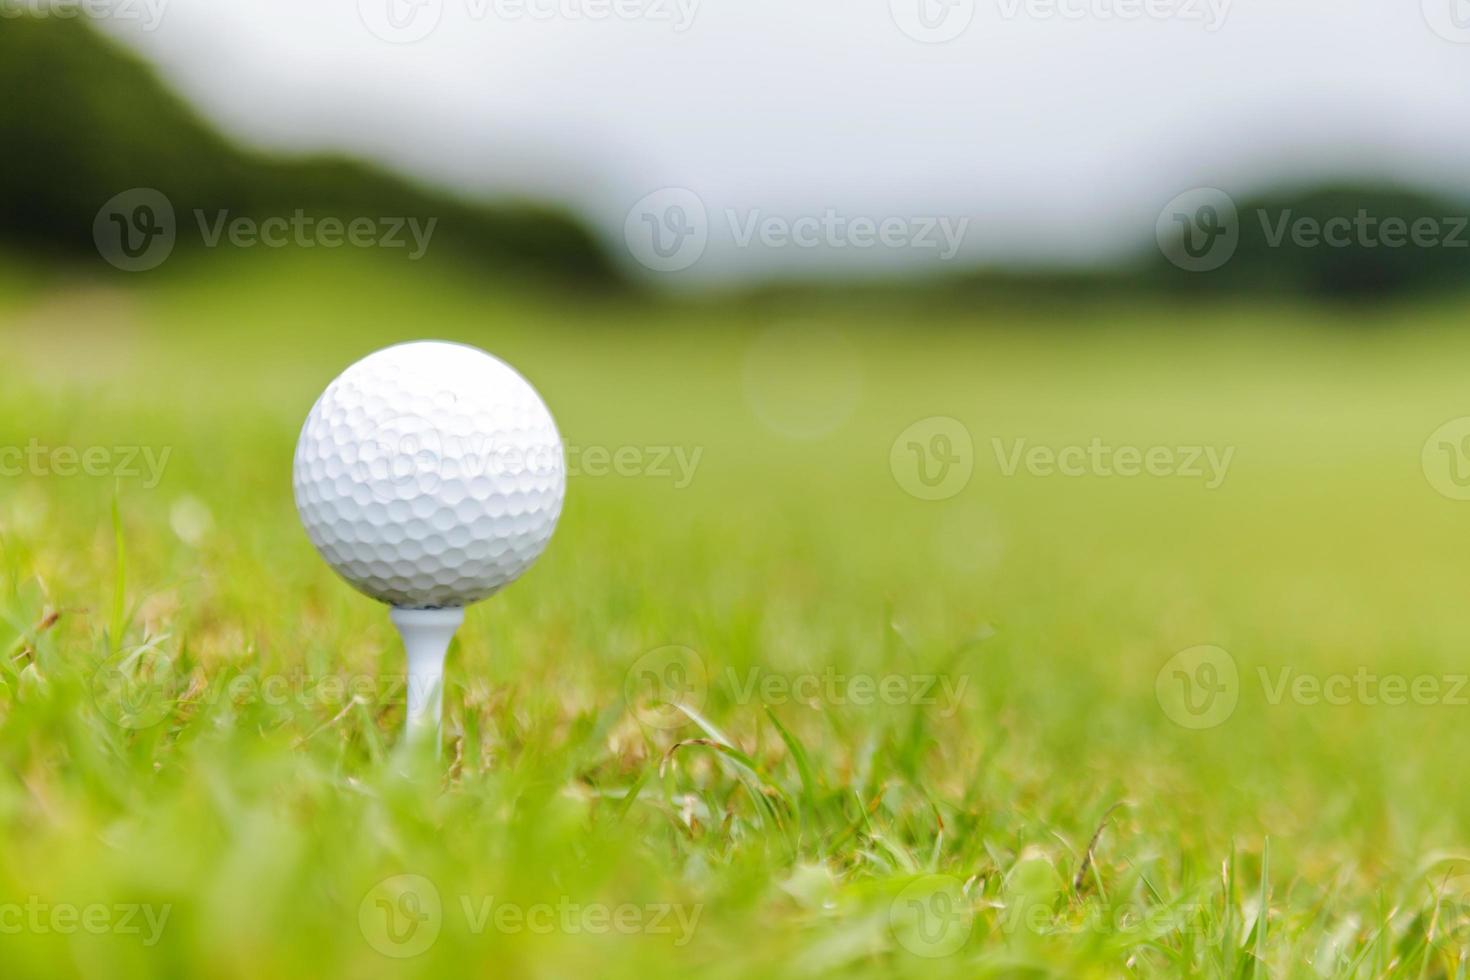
top-left (2, 250), bottom-right (1470, 977)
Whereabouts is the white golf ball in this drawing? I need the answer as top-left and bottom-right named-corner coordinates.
top-left (293, 341), bottom-right (565, 609)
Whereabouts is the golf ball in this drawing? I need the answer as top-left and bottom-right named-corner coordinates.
top-left (293, 341), bottom-right (565, 609)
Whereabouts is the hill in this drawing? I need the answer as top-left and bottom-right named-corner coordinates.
top-left (0, 15), bottom-right (620, 285)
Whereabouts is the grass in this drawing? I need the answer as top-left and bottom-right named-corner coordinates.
top-left (3, 249), bottom-right (1470, 977)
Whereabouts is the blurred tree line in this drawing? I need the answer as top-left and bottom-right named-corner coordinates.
top-left (0, 14), bottom-right (620, 285)
top-left (2, 14), bottom-right (1466, 302)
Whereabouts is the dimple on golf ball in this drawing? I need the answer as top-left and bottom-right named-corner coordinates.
top-left (293, 341), bottom-right (565, 609)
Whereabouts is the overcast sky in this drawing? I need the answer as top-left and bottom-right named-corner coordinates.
top-left (94, 0), bottom-right (1470, 282)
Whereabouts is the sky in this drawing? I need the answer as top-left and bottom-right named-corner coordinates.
top-left (82, 0), bottom-right (1470, 282)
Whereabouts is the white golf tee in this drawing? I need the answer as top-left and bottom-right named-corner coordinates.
top-left (390, 606), bottom-right (465, 744)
